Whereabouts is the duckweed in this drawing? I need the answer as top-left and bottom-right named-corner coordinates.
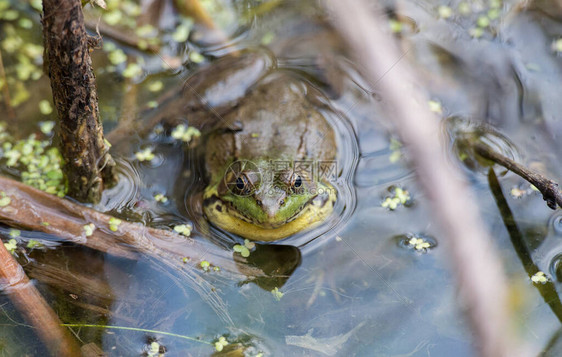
top-left (469, 27), bottom-right (484, 39)
top-left (233, 239), bottom-right (255, 258)
top-left (189, 51), bottom-right (205, 64)
top-left (122, 62), bottom-right (143, 78)
top-left (84, 223), bottom-right (96, 237)
top-left (200, 260), bottom-right (210, 271)
top-left (408, 236), bottom-right (431, 252)
top-left (438, 6), bottom-right (453, 19)
top-left (9, 229), bottom-right (20, 238)
top-left (389, 138), bottom-right (402, 163)
top-left (0, 192), bottom-right (10, 207)
top-left (172, 21), bottom-right (191, 43)
top-left (171, 124), bottom-right (201, 143)
top-left (154, 193), bottom-right (168, 203)
top-left (428, 100), bottom-right (443, 114)
top-left (388, 19), bottom-right (403, 34)
top-left (0, 125), bottom-right (66, 197)
top-left (434, 0), bottom-right (505, 39)
top-left (39, 121), bottom-right (55, 135)
top-left (109, 217), bottom-right (122, 232)
top-left (552, 39), bottom-right (562, 54)
top-left (135, 147), bottom-right (155, 162)
top-left (233, 244), bottom-right (250, 258)
top-left (3, 239), bottom-right (17, 254)
top-left (531, 271), bottom-right (548, 284)
top-left (271, 287), bottom-right (284, 301)
top-left (146, 341), bottom-right (162, 357)
top-left (214, 336), bottom-right (228, 352)
top-left (381, 187), bottom-right (411, 210)
top-left (173, 224), bottom-right (192, 236)
top-left (26, 239), bottom-right (43, 249)
top-left (147, 80), bottom-right (163, 92)
top-left (0, 17), bottom-right (44, 108)
top-left (38, 100), bottom-right (53, 115)
top-left (476, 15), bottom-right (490, 28)
top-left (261, 31), bottom-right (275, 45)
top-left (108, 49), bottom-right (127, 65)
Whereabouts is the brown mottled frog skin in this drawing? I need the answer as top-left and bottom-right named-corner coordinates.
top-left (194, 53), bottom-right (337, 241)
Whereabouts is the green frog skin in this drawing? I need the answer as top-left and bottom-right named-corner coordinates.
top-left (201, 72), bottom-right (337, 242)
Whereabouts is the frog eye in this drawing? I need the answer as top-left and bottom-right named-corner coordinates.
top-left (288, 174), bottom-right (305, 194)
top-left (236, 177), bottom-right (246, 190)
top-left (294, 175), bottom-right (302, 188)
top-left (231, 174), bottom-right (254, 196)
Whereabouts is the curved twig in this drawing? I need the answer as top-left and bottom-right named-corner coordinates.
top-left (0, 243), bottom-right (82, 356)
top-left (474, 142), bottom-right (562, 210)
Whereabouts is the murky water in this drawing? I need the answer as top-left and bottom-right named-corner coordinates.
top-left (1, 0), bottom-right (562, 355)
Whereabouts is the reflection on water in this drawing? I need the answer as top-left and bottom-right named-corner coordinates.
top-left (237, 244), bottom-right (302, 291)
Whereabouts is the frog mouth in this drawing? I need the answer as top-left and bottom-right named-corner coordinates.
top-left (206, 193), bottom-right (330, 229)
top-left (202, 187), bottom-right (337, 241)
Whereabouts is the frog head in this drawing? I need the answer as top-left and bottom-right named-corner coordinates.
top-left (203, 160), bottom-right (336, 241)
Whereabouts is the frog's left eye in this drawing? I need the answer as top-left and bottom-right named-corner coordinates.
top-left (236, 177), bottom-right (245, 190)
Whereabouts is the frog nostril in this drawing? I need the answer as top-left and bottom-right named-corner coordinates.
top-left (279, 199), bottom-right (285, 206)
top-left (256, 200), bottom-right (262, 206)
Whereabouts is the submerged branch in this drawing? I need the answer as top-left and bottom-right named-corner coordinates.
top-left (487, 168), bottom-right (562, 323)
top-left (0, 242), bottom-right (81, 356)
top-left (42, 0), bottom-right (116, 203)
top-left (0, 175), bottom-right (262, 279)
top-left (474, 142), bottom-right (562, 210)
top-left (325, 1), bottom-right (527, 356)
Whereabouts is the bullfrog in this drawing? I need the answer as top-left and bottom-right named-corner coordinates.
top-left (197, 57), bottom-right (338, 242)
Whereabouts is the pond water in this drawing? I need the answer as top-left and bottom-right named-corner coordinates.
top-left (1, 0), bottom-right (562, 356)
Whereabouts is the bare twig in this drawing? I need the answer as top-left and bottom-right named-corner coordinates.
top-left (325, 1), bottom-right (528, 356)
top-left (0, 243), bottom-right (82, 356)
top-left (83, 17), bottom-right (160, 53)
top-left (487, 168), bottom-right (562, 322)
top-left (43, 0), bottom-right (116, 203)
top-left (474, 142), bottom-right (562, 209)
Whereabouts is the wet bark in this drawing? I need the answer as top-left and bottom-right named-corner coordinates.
top-left (42, 0), bottom-right (115, 203)
top-left (0, 243), bottom-right (82, 356)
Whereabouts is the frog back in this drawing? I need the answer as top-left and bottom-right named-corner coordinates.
top-left (205, 74), bottom-right (336, 179)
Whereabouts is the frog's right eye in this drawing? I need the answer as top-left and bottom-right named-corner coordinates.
top-left (236, 177), bottom-right (246, 190)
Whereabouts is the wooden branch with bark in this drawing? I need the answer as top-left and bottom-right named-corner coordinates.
top-left (474, 142), bottom-right (562, 210)
top-left (42, 0), bottom-right (116, 203)
top-left (0, 241), bottom-right (82, 356)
